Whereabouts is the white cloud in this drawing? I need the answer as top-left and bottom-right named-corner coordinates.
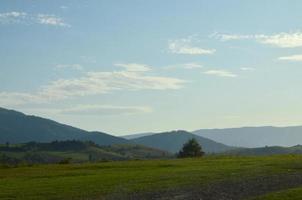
top-left (203, 70), bottom-right (237, 78)
top-left (257, 33), bottom-right (302, 48)
top-left (115, 63), bottom-right (151, 72)
top-left (240, 67), bottom-right (255, 71)
top-left (212, 32), bottom-right (302, 48)
top-left (0, 11), bottom-right (69, 27)
top-left (0, 11), bottom-right (27, 24)
top-left (278, 54), bottom-right (302, 61)
top-left (0, 11), bottom-right (26, 18)
top-left (0, 66), bottom-right (186, 106)
top-left (55, 64), bottom-right (83, 70)
top-left (60, 104), bottom-right (152, 115)
top-left (37, 14), bottom-right (69, 27)
top-left (0, 12), bottom-right (27, 19)
top-left (215, 34), bottom-right (253, 41)
top-left (168, 37), bottom-right (215, 55)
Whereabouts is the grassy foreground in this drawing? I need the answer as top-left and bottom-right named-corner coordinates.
top-left (1, 155), bottom-right (302, 200)
top-left (253, 187), bottom-right (302, 200)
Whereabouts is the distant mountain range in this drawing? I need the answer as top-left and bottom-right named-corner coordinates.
top-left (0, 107), bottom-right (232, 154)
top-left (131, 130), bottom-right (234, 153)
top-left (127, 126), bottom-right (302, 148)
top-left (0, 107), bottom-right (129, 146)
top-left (193, 126), bottom-right (302, 148)
top-left (2, 107), bottom-right (302, 155)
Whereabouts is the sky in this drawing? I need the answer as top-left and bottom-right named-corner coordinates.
top-left (1, 0), bottom-right (302, 136)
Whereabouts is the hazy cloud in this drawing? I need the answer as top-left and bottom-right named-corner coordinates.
top-left (0, 66), bottom-right (186, 106)
top-left (168, 36), bottom-right (215, 55)
top-left (240, 67), bottom-right (255, 71)
top-left (60, 6), bottom-right (68, 10)
top-left (19, 104), bottom-right (152, 116)
top-left (278, 54), bottom-right (302, 61)
top-left (212, 32), bottom-right (302, 48)
top-left (203, 70), bottom-right (237, 78)
top-left (36, 14), bottom-right (70, 27)
top-left (183, 63), bottom-right (203, 69)
top-left (0, 12), bottom-right (27, 24)
top-left (115, 63), bottom-right (151, 72)
top-left (0, 11), bottom-right (69, 27)
top-left (0, 92), bottom-right (38, 107)
top-left (60, 104), bottom-right (152, 115)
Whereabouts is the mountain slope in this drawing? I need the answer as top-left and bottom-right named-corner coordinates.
top-left (0, 140), bottom-right (172, 165)
top-left (194, 126), bottom-right (302, 148)
top-left (131, 130), bottom-right (233, 153)
top-left (224, 145), bottom-right (302, 156)
top-left (0, 107), bottom-right (130, 145)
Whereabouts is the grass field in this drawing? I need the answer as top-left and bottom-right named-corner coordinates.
top-left (252, 187), bottom-right (302, 200)
top-left (1, 155), bottom-right (302, 200)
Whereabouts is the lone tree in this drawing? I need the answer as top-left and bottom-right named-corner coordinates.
top-left (177, 138), bottom-right (205, 158)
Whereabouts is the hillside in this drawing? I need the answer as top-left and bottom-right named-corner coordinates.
top-left (0, 107), bottom-right (130, 145)
top-left (0, 140), bottom-right (171, 165)
top-left (131, 130), bottom-right (233, 153)
top-left (194, 126), bottom-right (302, 148)
top-left (224, 145), bottom-right (302, 156)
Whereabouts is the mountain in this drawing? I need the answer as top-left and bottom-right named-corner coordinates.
top-left (223, 145), bottom-right (302, 156)
top-left (131, 130), bottom-right (233, 153)
top-left (194, 126), bottom-right (302, 148)
top-left (0, 140), bottom-right (172, 165)
top-left (0, 107), bottom-right (130, 145)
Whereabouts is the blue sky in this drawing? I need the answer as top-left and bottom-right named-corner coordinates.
top-left (1, 0), bottom-right (302, 135)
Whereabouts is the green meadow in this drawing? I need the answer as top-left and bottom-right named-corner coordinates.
top-left (252, 187), bottom-right (302, 200)
top-left (1, 155), bottom-right (302, 200)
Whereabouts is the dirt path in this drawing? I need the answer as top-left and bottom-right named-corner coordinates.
top-left (106, 173), bottom-right (302, 200)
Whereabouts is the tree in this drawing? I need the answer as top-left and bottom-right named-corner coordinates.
top-left (89, 154), bottom-right (93, 162)
top-left (177, 138), bottom-right (204, 158)
top-left (58, 157), bottom-right (72, 164)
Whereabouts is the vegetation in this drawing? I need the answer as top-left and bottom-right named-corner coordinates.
top-left (177, 138), bottom-right (204, 158)
top-left (0, 140), bottom-right (171, 166)
top-left (224, 145), bottom-right (302, 156)
top-left (252, 187), bottom-right (302, 200)
top-left (1, 155), bottom-right (302, 199)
